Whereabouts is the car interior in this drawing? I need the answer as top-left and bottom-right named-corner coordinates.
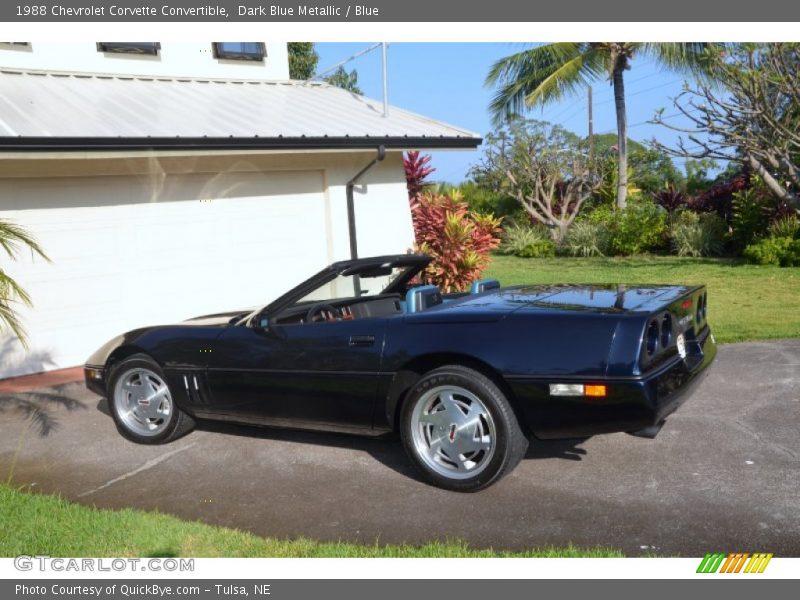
top-left (273, 278), bottom-right (501, 325)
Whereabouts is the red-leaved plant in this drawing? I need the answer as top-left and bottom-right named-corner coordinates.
top-left (404, 151), bottom-right (436, 201)
top-left (410, 190), bottom-right (503, 293)
top-left (651, 184), bottom-right (688, 214)
top-left (688, 175), bottom-right (750, 221)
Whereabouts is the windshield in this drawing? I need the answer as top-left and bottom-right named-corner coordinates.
top-left (296, 265), bottom-right (413, 304)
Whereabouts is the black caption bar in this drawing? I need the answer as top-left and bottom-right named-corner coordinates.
top-left (2, 0), bottom-right (800, 21)
top-left (2, 579), bottom-right (795, 600)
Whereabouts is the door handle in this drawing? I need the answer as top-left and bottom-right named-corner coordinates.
top-left (349, 335), bottom-right (375, 347)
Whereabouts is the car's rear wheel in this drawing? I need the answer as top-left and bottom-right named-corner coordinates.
top-left (400, 365), bottom-right (528, 492)
top-left (107, 354), bottom-right (195, 444)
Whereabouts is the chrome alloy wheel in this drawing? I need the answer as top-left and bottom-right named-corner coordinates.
top-left (410, 385), bottom-right (496, 479)
top-left (113, 368), bottom-right (172, 436)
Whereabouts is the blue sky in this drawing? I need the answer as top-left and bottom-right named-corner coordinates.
top-left (315, 43), bottom-right (698, 183)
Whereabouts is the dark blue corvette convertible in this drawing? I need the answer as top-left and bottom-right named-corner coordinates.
top-left (85, 254), bottom-right (716, 491)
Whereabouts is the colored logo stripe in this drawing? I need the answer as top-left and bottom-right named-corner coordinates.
top-left (745, 553), bottom-right (773, 573)
top-left (697, 553), bottom-right (725, 573)
top-left (720, 553), bottom-right (749, 573)
top-left (697, 552), bottom-right (772, 573)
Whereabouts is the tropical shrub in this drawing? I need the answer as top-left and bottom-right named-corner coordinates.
top-left (404, 151), bottom-right (435, 201)
top-left (411, 191), bottom-right (503, 292)
top-left (731, 188), bottom-right (770, 250)
top-left (743, 236), bottom-right (796, 266)
top-left (588, 199), bottom-right (668, 256)
top-left (498, 223), bottom-right (552, 256)
top-left (456, 181), bottom-right (522, 221)
top-left (785, 241), bottom-right (800, 266)
top-left (768, 216), bottom-right (800, 240)
top-left (651, 184), bottom-right (687, 214)
top-left (564, 219), bottom-right (611, 257)
top-left (614, 200), bottom-right (669, 254)
top-left (687, 172), bottom-right (749, 221)
top-left (669, 211), bottom-right (727, 257)
top-left (515, 239), bottom-right (556, 258)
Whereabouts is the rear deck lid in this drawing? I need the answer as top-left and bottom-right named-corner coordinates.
top-left (504, 284), bottom-right (700, 314)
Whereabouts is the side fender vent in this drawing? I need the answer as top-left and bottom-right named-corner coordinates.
top-left (183, 373), bottom-right (211, 405)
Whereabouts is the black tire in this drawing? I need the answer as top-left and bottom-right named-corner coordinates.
top-left (106, 353), bottom-right (195, 445)
top-left (400, 365), bottom-right (528, 492)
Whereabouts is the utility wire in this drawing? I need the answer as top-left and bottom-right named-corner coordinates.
top-left (559, 104), bottom-right (589, 125)
top-left (543, 78), bottom-right (683, 127)
top-left (592, 108), bottom-right (701, 136)
top-left (590, 78), bottom-right (683, 110)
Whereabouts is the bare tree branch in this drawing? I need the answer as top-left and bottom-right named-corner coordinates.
top-left (652, 43), bottom-right (800, 210)
top-left (472, 119), bottom-right (605, 242)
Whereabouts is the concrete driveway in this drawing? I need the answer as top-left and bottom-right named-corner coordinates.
top-left (1, 340), bottom-right (798, 557)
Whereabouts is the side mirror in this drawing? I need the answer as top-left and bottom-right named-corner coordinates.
top-left (257, 314), bottom-right (269, 330)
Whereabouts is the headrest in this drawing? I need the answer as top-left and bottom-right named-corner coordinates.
top-left (469, 279), bottom-right (501, 294)
top-left (405, 285), bottom-right (443, 313)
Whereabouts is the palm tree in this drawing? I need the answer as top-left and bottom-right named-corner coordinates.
top-left (0, 220), bottom-right (49, 347)
top-left (486, 43), bottom-right (719, 209)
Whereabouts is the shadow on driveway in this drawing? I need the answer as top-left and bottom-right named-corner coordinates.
top-left (95, 397), bottom-right (593, 483)
top-left (0, 385), bottom-right (87, 437)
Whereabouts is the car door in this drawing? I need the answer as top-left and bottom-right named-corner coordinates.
top-left (205, 316), bottom-right (387, 432)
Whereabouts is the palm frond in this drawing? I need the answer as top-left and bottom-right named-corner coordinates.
top-left (486, 43), bottom-right (607, 124)
top-left (0, 271), bottom-right (31, 348)
top-left (636, 42), bottom-right (727, 83)
top-left (0, 221), bottom-right (43, 348)
top-left (486, 43), bottom-right (583, 86)
top-left (0, 219), bottom-right (50, 261)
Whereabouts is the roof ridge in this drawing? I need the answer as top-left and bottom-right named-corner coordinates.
top-left (0, 66), bottom-right (329, 87)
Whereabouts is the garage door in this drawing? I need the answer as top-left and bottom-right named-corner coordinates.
top-left (0, 169), bottom-right (330, 377)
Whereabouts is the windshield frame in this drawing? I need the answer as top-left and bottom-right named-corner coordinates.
top-left (294, 264), bottom-right (417, 306)
top-left (245, 254), bottom-right (430, 327)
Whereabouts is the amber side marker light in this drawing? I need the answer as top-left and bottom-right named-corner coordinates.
top-left (84, 367), bottom-right (103, 380)
top-left (585, 384), bottom-right (607, 397)
top-left (549, 384), bottom-right (607, 397)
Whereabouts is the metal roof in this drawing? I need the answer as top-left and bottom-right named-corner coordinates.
top-left (0, 69), bottom-right (481, 151)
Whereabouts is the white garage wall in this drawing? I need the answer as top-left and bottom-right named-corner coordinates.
top-left (0, 150), bottom-right (414, 377)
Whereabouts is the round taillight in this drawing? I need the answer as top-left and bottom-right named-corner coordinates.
top-left (661, 313), bottom-right (673, 348)
top-left (646, 319), bottom-right (659, 355)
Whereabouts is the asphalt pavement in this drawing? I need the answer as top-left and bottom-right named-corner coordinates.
top-left (1, 340), bottom-right (798, 556)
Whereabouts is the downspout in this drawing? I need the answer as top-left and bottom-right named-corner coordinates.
top-left (345, 145), bottom-right (386, 296)
top-left (346, 145), bottom-right (386, 261)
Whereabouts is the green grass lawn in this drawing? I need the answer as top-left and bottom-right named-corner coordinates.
top-left (486, 255), bottom-right (800, 344)
top-left (0, 484), bottom-right (620, 558)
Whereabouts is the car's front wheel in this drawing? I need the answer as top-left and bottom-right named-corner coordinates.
top-left (400, 365), bottom-right (528, 492)
top-left (107, 354), bottom-right (195, 444)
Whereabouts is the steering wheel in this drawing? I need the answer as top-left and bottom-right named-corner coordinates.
top-left (306, 302), bottom-right (342, 323)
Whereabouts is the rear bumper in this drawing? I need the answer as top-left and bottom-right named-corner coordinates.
top-left (508, 327), bottom-right (717, 439)
top-left (648, 326), bottom-right (716, 424)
